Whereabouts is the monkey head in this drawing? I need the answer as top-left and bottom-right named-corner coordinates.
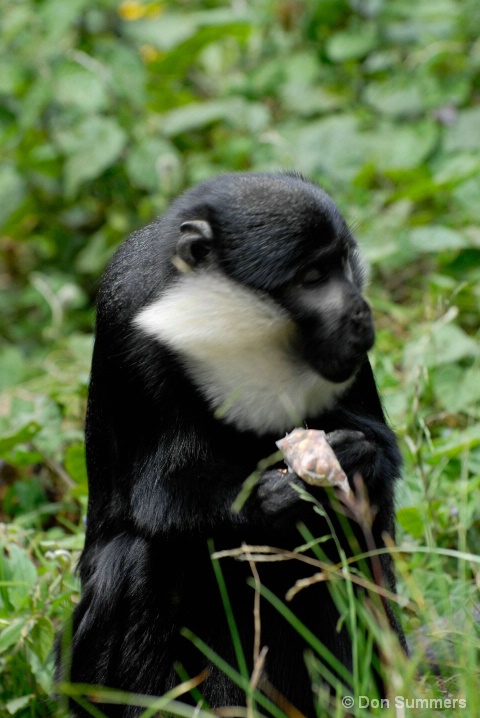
top-left (129, 172), bottom-right (375, 434)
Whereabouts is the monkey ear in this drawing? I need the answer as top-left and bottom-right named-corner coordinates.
top-left (176, 220), bottom-right (214, 268)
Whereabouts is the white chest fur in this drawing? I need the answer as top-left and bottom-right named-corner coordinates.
top-left (133, 272), bottom-right (352, 435)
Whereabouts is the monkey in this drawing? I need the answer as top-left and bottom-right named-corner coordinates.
top-left (58, 172), bottom-right (406, 717)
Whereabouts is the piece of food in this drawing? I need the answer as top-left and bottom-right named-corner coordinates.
top-left (276, 428), bottom-right (351, 495)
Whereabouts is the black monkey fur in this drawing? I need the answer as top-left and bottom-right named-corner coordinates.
top-left (59, 172), bottom-right (406, 717)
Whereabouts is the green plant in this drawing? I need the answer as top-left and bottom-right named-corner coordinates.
top-left (1, 0), bottom-right (480, 714)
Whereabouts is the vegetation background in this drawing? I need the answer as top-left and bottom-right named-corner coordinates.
top-left (1, 0), bottom-right (479, 716)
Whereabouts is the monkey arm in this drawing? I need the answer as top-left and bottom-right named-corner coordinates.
top-left (127, 450), bottom-right (316, 539)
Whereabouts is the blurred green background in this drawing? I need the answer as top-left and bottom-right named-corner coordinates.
top-left (1, 0), bottom-right (480, 716)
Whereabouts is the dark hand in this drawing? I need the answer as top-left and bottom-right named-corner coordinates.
top-left (326, 429), bottom-right (376, 478)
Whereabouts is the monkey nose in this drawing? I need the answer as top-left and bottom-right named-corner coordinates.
top-left (350, 299), bottom-right (371, 327)
top-left (349, 300), bottom-right (374, 351)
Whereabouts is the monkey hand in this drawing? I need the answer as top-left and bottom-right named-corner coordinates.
top-left (325, 428), bottom-right (374, 477)
top-left (255, 470), bottom-right (310, 524)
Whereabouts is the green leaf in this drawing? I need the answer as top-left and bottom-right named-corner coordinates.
top-left (4, 478), bottom-right (47, 518)
top-left (54, 61), bottom-right (109, 112)
top-left (126, 138), bottom-right (181, 192)
top-left (433, 153), bottom-right (480, 185)
top-left (0, 165), bottom-right (27, 228)
top-left (25, 643), bottom-right (54, 693)
top-left (287, 116), bottom-right (437, 181)
top-left (430, 424), bottom-right (480, 460)
top-left (397, 507), bottom-right (425, 539)
top-left (287, 115), bottom-right (366, 181)
top-left (64, 443), bottom-right (87, 485)
top-left (405, 322), bottom-right (479, 372)
top-left (4, 544), bottom-right (38, 609)
top-left (365, 79), bottom-right (424, 117)
top-left (326, 23), bottom-right (378, 61)
top-left (18, 79), bottom-right (52, 130)
top-left (10, 396), bottom-right (63, 458)
top-left (103, 43), bottom-right (147, 108)
top-left (452, 175), bottom-right (480, 223)
top-left (407, 226), bottom-right (467, 252)
top-left (434, 365), bottom-right (480, 413)
top-left (428, 324), bottom-right (479, 366)
top-left (56, 117), bottom-right (127, 196)
top-left (444, 107), bottom-right (480, 152)
top-left (160, 99), bottom-right (269, 136)
top-left (27, 616), bottom-right (55, 664)
top-left (0, 58), bottom-right (25, 93)
top-left (6, 695), bottom-right (33, 715)
top-left (39, 0), bottom-right (91, 46)
top-left (362, 71), bottom-right (465, 118)
top-left (0, 420), bottom-right (40, 454)
top-left (0, 345), bottom-right (41, 391)
top-left (279, 53), bottom-right (347, 115)
top-left (41, 534), bottom-right (85, 551)
top-left (0, 618), bottom-right (28, 654)
top-left (123, 13), bottom-right (198, 52)
top-left (371, 121), bottom-right (438, 172)
top-left (75, 230), bottom-right (117, 275)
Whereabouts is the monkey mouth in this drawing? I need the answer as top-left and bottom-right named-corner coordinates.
top-left (303, 325), bottom-right (374, 384)
top-left (314, 342), bottom-right (373, 384)
top-left (319, 360), bottom-right (363, 384)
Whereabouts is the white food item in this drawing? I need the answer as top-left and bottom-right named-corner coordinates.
top-left (276, 428), bottom-right (351, 495)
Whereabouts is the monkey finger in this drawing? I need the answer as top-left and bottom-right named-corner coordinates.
top-left (325, 429), bottom-right (365, 449)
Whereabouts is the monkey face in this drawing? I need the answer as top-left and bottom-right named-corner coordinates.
top-left (275, 259), bottom-right (375, 384)
top-left (286, 283), bottom-right (374, 384)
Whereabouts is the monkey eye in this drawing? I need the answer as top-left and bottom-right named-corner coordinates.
top-left (299, 265), bottom-right (328, 286)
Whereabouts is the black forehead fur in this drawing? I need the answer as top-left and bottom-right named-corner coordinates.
top-left (171, 172), bottom-right (356, 290)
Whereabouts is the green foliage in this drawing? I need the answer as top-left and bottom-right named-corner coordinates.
top-left (0, 525), bottom-right (80, 716)
top-left (1, 0), bottom-right (480, 715)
